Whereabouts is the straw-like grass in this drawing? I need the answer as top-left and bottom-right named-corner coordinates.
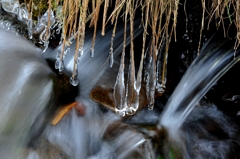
top-left (17, 0), bottom-right (240, 82)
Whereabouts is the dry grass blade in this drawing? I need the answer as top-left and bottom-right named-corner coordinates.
top-left (110, 0), bottom-right (122, 24)
top-left (101, 0), bottom-right (109, 36)
top-left (60, 0), bottom-right (69, 60)
top-left (51, 102), bottom-right (78, 125)
top-left (198, 0), bottom-right (206, 55)
top-left (78, 0), bottom-right (90, 55)
top-left (106, 0), bottom-right (126, 25)
top-left (91, 0), bottom-right (102, 53)
top-left (141, 0), bottom-right (150, 58)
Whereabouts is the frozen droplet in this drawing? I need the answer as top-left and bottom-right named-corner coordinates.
top-left (109, 53), bottom-right (114, 67)
top-left (115, 108), bottom-right (126, 117)
top-left (114, 50), bottom-right (126, 117)
top-left (181, 53), bottom-right (185, 59)
top-left (156, 84), bottom-right (165, 93)
top-left (56, 28), bottom-right (61, 34)
top-left (68, 35), bottom-right (75, 45)
top-left (41, 41), bottom-right (49, 53)
top-left (79, 48), bottom-right (83, 56)
top-left (126, 106), bottom-right (137, 115)
top-left (148, 103), bottom-right (154, 110)
top-left (70, 76), bottom-right (79, 86)
top-left (27, 18), bottom-right (33, 39)
top-left (39, 27), bottom-right (50, 42)
top-left (58, 60), bottom-right (64, 74)
top-left (55, 59), bottom-right (60, 69)
top-left (63, 47), bottom-right (70, 59)
top-left (183, 34), bottom-right (189, 41)
top-left (90, 48), bottom-right (94, 58)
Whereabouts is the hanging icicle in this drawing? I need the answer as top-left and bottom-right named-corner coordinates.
top-left (90, 0), bottom-right (101, 58)
top-left (125, 0), bottom-right (138, 115)
top-left (69, 58), bottom-right (79, 86)
top-left (39, 8), bottom-right (55, 53)
top-left (114, 52), bottom-right (126, 117)
top-left (145, 41), bottom-right (157, 110)
top-left (156, 39), bottom-right (167, 93)
top-left (108, 0), bottom-right (124, 67)
top-left (113, 0), bottom-right (129, 117)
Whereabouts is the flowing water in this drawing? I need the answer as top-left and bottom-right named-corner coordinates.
top-left (0, 22), bottom-right (154, 159)
top-left (2, 16), bottom-right (240, 158)
top-left (159, 34), bottom-right (240, 158)
top-left (0, 29), bottom-right (54, 158)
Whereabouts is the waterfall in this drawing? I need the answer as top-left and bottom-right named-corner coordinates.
top-left (159, 34), bottom-right (240, 158)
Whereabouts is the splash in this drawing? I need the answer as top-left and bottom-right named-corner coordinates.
top-left (159, 35), bottom-right (240, 142)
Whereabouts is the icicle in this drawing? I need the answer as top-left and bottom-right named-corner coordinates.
top-left (40, 26), bottom-right (51, 53)
top-left (2, 20), bottom-right (11, 30)
top-left (17, 3), bottom-right (28, 23)
top-left (125, 63), bottom-right (137, 115)
top-left (114, 53), bottom-right (126, 117)
top-left (109, 36), bottom-right (115, 67)
top-left (27, 17), bottom-right (33, 39)
top-left (90, 48), bottom-right (94, 58)
top-left (39, 9), bottom-right (55, 53)
top-left (156, 40), bottom-right (167, 93)
top-left (42, 40), bottom-right (49, 53)
top-left (109, 46), bottom-right (114, 67)
top-left (126, 39), bottom-right (145, 115)
top-left (145, 42), bottom-right (157, 110)
top-left (58, 59), bottom-right (64, 74)
top-left (1, 0), bottom-right (19, 14)
top-left (114, 2), bottom-right (128, 117)
top-left (55, 58), bottom-right (60, 69)
top-left (67, 34), bottom-right (75, 45)
top-left (126, 5), bottom-right (137, 115)
top-left (70, 61), bottom-right (79, 86)
top-left (144, 39), bottom-right (152, 82)
top-left (55, 38), bottom-right (71, 73)
top-left (56, 23), bottom-right (62, 34)
top-left (40, 9), bottom-right (55, 26)
top-left (70, 74), bottom-right (79, 86)
top-left (63, 47), bottom-right (70, 59)
top-left (78, 47), bottom-right (83, 62)
top-left (56, 41), bottom-right (65, 73)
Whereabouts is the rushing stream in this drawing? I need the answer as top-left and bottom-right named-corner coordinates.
top-left (159, 34), bottom-right (240, 158)
top-left (2, 16), bottom-right (240, 158)
top-left (0, 29), bottom-right (54, 158)
top-left (0, 25), bottom-right (154, 159)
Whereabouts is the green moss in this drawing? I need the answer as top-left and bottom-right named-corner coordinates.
top-left (18, 0), bottom-right (62, 22)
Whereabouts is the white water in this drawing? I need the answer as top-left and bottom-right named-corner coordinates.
top-left (159, 35), bottom-right (240, 157)
top-left (0, 21), bottom-right (153, 158)
top-left (0, 29), bottom-right (53, 158)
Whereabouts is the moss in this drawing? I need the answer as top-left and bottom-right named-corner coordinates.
top-left (18, 0), bottom-right (62, 22)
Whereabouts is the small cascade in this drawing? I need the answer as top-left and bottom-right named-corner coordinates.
top-left (159, 35), bottom-right (240, 139)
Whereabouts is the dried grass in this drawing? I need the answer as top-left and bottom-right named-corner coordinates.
top-left (21, 0), bottom-right (240, 77)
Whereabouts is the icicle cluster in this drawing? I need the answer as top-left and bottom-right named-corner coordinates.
top-left (0, 0), bottom-right (180, 105)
